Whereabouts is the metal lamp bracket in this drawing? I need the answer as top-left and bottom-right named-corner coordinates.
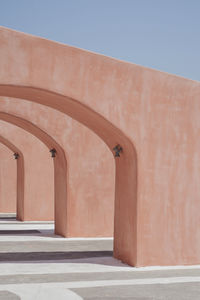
top-left (50, 148), bottom-right (56, 158)
top-left (13, 153), bottom-right (19, 159)
top-left (113, 144), bottom-right (123, 157)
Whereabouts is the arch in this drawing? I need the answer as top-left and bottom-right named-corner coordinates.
top-left (0, 135), bottom-right (24, 219)
top-left (0, 88), bottom-right (137, 266)
top-left (0, 27), bottom-right (137, 266)
top-left (0, 112), bottom-right (68, 237)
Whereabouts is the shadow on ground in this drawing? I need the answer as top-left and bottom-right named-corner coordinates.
top-left (0, 251), bottom-right (113, 262)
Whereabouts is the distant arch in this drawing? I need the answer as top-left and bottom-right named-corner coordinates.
top-left (0, 112), bottom-right (68, 237)
top-left (0, 135), bottom-right (24, 219)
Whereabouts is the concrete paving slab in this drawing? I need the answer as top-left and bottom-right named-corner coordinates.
top-left (1, 217), bottom-right (200, 299)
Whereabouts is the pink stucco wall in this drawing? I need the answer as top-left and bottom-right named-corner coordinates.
top-left (0, 98), bottom-right (115, 237)
top-left (1, 27), bottom-right (200, 266)
top-left (0, 143), bottom-right (16, 212)
top-left (0, 121), bottom-right (54, 220)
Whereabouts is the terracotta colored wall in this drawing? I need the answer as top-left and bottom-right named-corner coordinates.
top-left (0, 98), bottom-right (115, 237)
top-left (0, 121), bottom-right (54, 220)
top-left (0, 143), bottom-right (16, 212)
top-left (1, 27), bottom-right (200, 266)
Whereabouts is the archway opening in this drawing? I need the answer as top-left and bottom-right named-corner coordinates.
top-left (0, 112), bottom-right (68, 237)
top-left (0, 96), bottom-right (116, 238)
top-left (0, 141), bottom-right (16, 215)
top-left (0, 120), bottom-right (54, 222)
top-left (0, 86), bottom-right (137, 266)
top-left (0, 135), bottom-right (24, 219)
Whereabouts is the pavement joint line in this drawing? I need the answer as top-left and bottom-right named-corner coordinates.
top-left (1, 276), bottom-right (200, 289)
top-left (1, 218), bottom-right (200, 298)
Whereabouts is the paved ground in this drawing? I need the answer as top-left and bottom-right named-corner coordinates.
top-left (0, 214), bottom-right (200, 299)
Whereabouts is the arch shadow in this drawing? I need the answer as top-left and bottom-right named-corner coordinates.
top-left (0, 86), bottom-right (138, 266)
top-left (0, 135), bottom-right (24, 219)
top-left (0, 112), bottom-right (68, 237)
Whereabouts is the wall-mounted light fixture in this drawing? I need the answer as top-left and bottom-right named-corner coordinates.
top-left (13, 153), bottom-right (19, 160)
top-left (113, 144), bottom-right (123, 157)
top-left (50, 148), bottom-right (56, 158)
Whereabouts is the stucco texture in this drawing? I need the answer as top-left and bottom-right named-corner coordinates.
top-left (0, 27), bottom-right (200, 267)
top-left (0, 142), bottom-right (16, 212)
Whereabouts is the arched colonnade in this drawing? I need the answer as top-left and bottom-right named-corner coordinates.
top-left (0, 112), bottom-right (68, 237)
top-left (0, 27), bottom-right (138, 266)
top-left (0, 87), bottom-right (137, 266)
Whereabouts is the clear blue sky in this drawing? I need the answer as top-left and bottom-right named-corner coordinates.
top-left (0, 0), bottom-right (199, 81)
